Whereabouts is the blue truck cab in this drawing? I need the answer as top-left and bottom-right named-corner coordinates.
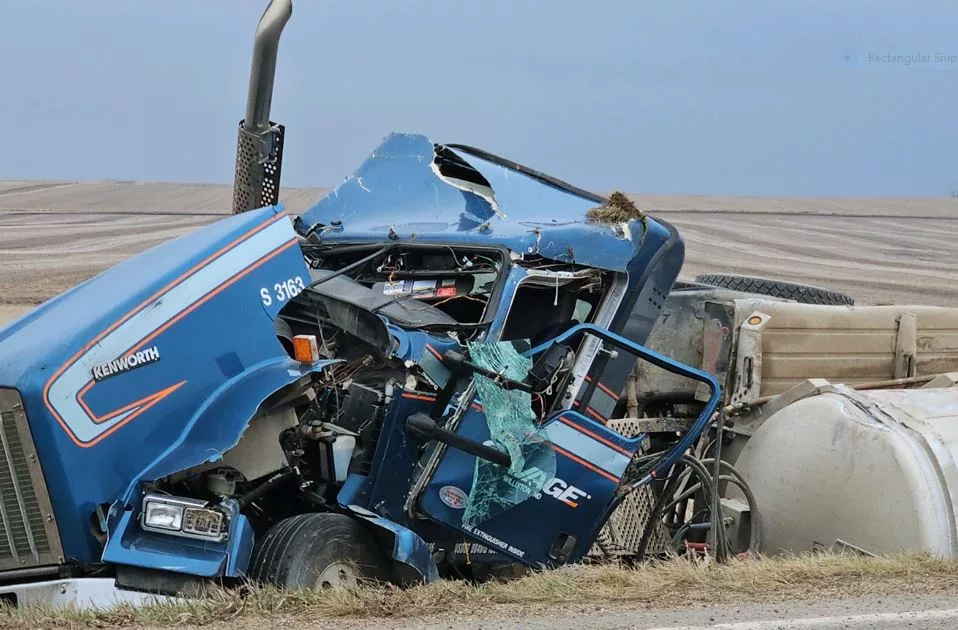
top-left (0, 0), bottom-right (721, 599)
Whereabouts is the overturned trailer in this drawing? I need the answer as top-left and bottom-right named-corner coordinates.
top-left (624, 289), bottom-right (958, 558)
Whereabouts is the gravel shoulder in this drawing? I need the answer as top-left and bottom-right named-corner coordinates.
top-left (6, 555), bottom-right (958, 630)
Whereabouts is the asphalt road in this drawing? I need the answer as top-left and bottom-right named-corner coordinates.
top-left (321, 595), bottom-right (958, 630)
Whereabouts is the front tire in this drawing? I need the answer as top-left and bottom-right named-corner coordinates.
top-left (248, 513), bottom-right (389, 589)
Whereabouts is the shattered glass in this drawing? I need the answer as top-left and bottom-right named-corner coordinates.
top-left (462, 341), bottom-right (556, 528)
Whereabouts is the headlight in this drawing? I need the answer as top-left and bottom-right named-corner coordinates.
top-left (141, 494), bottom-right (229, 542)
top-left (143, 501), bottom-right (183, 531)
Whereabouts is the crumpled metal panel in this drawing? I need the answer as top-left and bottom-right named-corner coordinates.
top-left (296, 133), bottom-right (645, 272)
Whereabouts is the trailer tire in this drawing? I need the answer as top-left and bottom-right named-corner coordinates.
top-left (693, 274), bottom-right (854, 306)
top-left (248, 513), bottom-right (389, 589)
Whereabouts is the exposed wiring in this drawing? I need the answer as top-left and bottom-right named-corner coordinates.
top-left (317, 324), bottom-right (339, 410)
top-left (635, 454), bottom-right (718, 562)
top-left (709, 412), bottom-right (729, 563)
top-left (430, 294), bottom-right (489, 308)
top-left (306, 244), bottom-right (395, 290)
top-left (532, 392), bottom-right (545, 421)
top-left (594, 528), bottom-right (621, 558)
top-left (633, 446), bottom-right (751, 563)
top-left (700, 457), bottom-right (762, 555)
top-left (636, 454), bottom-right (714, 561)
top-left (635, 461), bottom-right (684, 562)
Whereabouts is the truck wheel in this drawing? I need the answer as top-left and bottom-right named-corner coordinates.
top-left (693, 274), bottom-right (854, 306)
top-left (248, 513), bottom-right (389, 589)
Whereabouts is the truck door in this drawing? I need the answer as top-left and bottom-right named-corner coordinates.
top-left (412, 324), bottom-right (721, 567)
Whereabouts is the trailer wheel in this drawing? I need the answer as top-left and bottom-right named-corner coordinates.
top-left (693, 274), bottom-right (854, 306)
top-left (248, 513), bottom-right (389, 589)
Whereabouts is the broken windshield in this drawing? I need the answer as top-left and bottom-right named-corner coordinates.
top-left (461, 340), bottom-right (557, 528)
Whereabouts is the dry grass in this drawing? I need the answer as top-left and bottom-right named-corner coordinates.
top-left (587, 191), bottom-right (646, 223)
top-left (3, 552), bottom-right (958, 628)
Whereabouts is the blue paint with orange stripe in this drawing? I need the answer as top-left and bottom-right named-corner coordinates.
top-left (0, 205), bottom-right (317, 567)
top-left (420, 403), bottom-right (626, 566)
top-left (527, 323), bottom-right (722, 479)
top-left (417, 323), bottom-right (720, 567)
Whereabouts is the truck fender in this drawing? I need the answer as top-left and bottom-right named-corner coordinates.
top-left (102, 356), bottom-right (337, 577)
top-left (342, 504), bottom-right (440, 584)
top-left (129, 355), bottom-right (338, 485)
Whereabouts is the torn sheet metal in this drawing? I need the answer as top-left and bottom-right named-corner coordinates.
top-left (296, 133), bottom-right (648, 272)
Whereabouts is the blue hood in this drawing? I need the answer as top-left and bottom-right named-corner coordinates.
top-left (0, 206), bottom-right (314, 562)
top-left (0, 207), bottom-right (291, 388)
top-left (296, 133), bottom-right (650, 272)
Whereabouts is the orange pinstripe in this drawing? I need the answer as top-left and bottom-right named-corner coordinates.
top-left (557, 415), bottom-right (631, 456)
top-left (44, 213), bottom-right (293, 447)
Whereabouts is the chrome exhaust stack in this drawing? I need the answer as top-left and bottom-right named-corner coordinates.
top-left (232, 0), bottom-right (293, 214)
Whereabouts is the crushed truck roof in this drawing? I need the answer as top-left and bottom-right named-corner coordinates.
top-left (295, 133), bottom-right (652, 272)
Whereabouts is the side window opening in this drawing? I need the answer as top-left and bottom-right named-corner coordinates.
top-left (501, 272), bottom-right (606, 347)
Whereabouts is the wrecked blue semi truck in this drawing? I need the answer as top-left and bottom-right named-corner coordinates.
top-left (0, 0), bottom-right (724, 597)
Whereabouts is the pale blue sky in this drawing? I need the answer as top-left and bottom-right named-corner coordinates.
top-left (1, 0), bottom-right (955, 196)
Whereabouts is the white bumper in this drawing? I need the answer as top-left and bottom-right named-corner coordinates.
top-left (0, 577), bottom-right (175, 610)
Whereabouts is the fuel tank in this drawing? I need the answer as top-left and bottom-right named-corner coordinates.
top-left (734, 383), bottom-right (958, 557)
